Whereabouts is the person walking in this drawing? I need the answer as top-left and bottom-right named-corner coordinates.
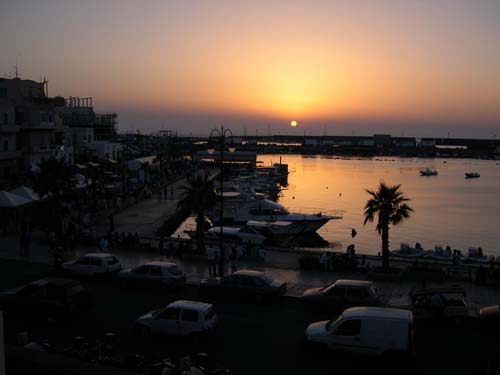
top-left (214, 245), bottom-right (221, 276)
top-left (230, 245), bottom-right (238, 273)
top-left (258, 246), bottom-right (266, 262)
top-left (206, 245), bottom-right (216, 278)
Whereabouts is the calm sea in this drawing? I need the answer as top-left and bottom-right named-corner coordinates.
top-left (258, 154), bottom-right (500, 256)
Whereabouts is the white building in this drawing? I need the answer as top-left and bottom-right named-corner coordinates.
top-left (92, 140), bottom-right (122, 161)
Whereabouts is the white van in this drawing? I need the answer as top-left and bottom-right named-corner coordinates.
top-left (305, 307), bottom-right (414, 357)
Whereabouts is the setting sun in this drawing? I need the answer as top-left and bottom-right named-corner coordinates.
top-left (290, 120), bottom-right (298, 127)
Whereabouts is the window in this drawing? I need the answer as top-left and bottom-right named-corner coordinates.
top-left (347, 287), bottom-right (368, 298)
top-left (105, 256), bottom-right (119, 265)
top-left (159, 308), bottom-right (180, 320)
top-left (133, 265), bottom-right (149, 275)
top-left (46, 285), bottom-right (65, 300)
top-left (168, 265), bottom-right (183, 276)
top-left (336, 320), bottom-right (361, 336)
top-left (17, 284), bottom-right (38, 297)
top-left (149, 266), bottom-right (162, 277)
top-left (222, 275), bottom-right (239, 285)
top-left (3, 140), bottom-right (8, 152)
top-left (327, 286), bottom-right (346, 297)
top-left (0, 87), bottom-right (7, 98)
top-left (239, 276), bottom-right (254, 286)
top-left (90, 258), bottom-right (102, 266)
top-left (3, 113), bottom-right (7, 124)
top-left (181, 309), bottom-right (199, 322)
top-left (75, 257), bottom-right (89, 265)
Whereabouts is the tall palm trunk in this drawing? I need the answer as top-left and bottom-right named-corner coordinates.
top-left (381, 223), bottom-right (390, 270)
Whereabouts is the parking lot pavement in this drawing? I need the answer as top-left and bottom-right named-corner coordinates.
top-left (2, 258), bottom-right (500, 375)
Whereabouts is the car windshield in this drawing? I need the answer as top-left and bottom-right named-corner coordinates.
top-left (105, 256), bottom-right (119, 265)
top-left (325, 316), bottom-right (341, 331)
top-left (66, 285), bottom-right (85, 297)
top-left (205, 307), bottom-right (216, 321)
top-left (168, 265), bottom-right (183, 276)
top-left (259, 275), bottom-right (273, 284)
top-left (322, 282), bottom-right (335, 291)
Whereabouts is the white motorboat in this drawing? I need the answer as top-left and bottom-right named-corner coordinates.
top-left (206, 226), bottom-right (266, 246)
top-left (424, 245), bottom-right (453, 261)
top-left (210, 199), bottom-right (342, 234)
top-left (420, 168), bottom-right (438, 176)
top-left (186, 225), bottom-right (266, 246)
top-left (245, 220), bottom-right (309, 236)
top-left (460, 247), bottom-right (492, 264)
top-left (391, 243), bottom-right (431, 258)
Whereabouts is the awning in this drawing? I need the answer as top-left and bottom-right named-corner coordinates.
top-left (10, 186), bottom-right (46, 201)
top-left (87, 162), bottom-right (100, 167)
top-left (75, 163), bottom-right (88, 169)
top-left (0, 191), bottom-right (32, 208)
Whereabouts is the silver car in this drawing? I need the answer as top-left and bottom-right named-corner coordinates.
top-left (119, 261), bottom-right (186, 289)
top-left (302, 280), bottom-right (383, 309)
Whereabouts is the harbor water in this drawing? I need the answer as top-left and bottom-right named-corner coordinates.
top-left (259, 154), bottom-right (500, 256)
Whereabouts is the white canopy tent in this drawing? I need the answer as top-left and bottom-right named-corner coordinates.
top-left (0, 191), bottom-right (32, 208)
top-left (10, 186), bottom-right (46, 202)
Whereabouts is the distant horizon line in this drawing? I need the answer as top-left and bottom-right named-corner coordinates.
top-left (115, 130), bottom-right (500, 141)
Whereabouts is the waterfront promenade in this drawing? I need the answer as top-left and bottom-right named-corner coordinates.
top-left (1, 174), bottom-right (499, 314)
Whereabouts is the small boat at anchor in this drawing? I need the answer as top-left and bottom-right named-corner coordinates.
top-left (420, 169), bottom-right (438, 176)
top-left (391, 243), bottom-right (431, 258)
top-left (465, 172), bottom-right (480, 179)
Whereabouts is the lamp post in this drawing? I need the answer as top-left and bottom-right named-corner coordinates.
top-left (207, 126), bottom-right (235, 277)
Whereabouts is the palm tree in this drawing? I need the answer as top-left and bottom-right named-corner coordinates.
top-left (177, 173), bottom-right (217, 254)
top-left (363, 182), bottom-right (413, 270)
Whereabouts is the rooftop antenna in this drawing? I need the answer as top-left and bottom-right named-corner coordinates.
top-left (267, 122), bottom-right (271, 137)
top-left (15, 57), bottom-right (19, 78)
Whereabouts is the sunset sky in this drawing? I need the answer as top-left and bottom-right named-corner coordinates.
top-left (1, 0), bottom-right (499, 137)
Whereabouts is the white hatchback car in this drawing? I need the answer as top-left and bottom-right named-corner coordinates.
top-left (135, 300), bottom-right (217, 339)
top-left (61, 253), bottom-right (122, 277)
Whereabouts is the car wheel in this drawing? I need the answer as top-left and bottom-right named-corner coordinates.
top-left (137, 325), bottom-right (151, 339)
top-left (255, 294), bottom-right (264, 304)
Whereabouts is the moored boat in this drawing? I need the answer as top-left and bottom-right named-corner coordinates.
top-left (391, 243), bottom-right (431, 258)
top-left (465, 172), bottom-right (480, 179)
top-left (420, 168), bottom-right (438, 176)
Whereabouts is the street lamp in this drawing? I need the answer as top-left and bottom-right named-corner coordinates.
top-left (208, 125), bottom-right (235, 277)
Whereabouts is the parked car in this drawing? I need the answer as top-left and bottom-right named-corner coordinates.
top-left (118, 261), bottom-right (186, 289)
top-left (0, 278), bottom-right (90, 320)
top-left (479, 305), bottom-right (500, 327)
top-left (199, 270), bottom-right (286, 302)
top-left (302, 280), bottom-right (383, 309)
top-left (61, 253), bottom-right (121, 278)
top-left (135, 300), bottom-right (217, 340)
top-left (305, 307), bottom-right (414, 357)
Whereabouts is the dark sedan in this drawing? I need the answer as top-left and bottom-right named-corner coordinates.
top-left (200, 270), bottom-right (286, 302)
top-left (301, 279), bottom-right (383, 309)
top-left (0, 277), bottom-right (90, 321)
